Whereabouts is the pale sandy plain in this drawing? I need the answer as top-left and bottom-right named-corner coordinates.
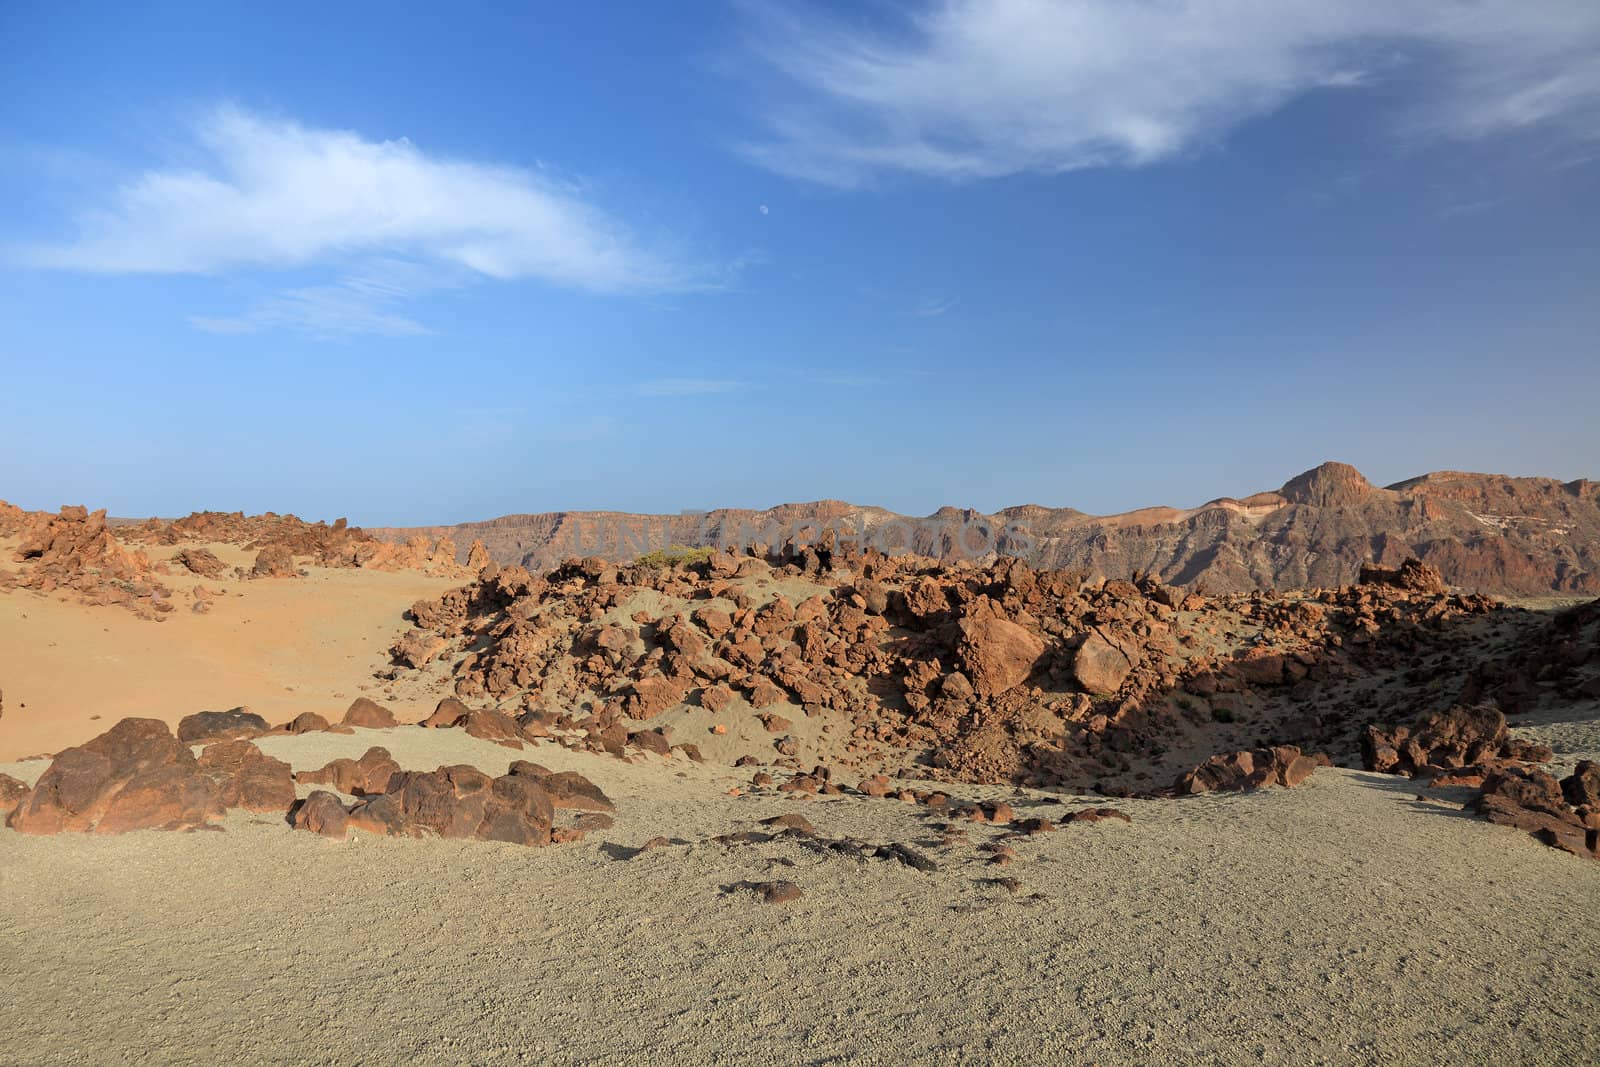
top-left (2, 555), bottom-right (1598, 1065)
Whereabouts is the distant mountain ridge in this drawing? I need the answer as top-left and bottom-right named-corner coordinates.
top-left (372, 462), bottom-right (1600, 596)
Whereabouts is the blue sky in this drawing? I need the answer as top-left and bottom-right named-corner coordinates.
top-left (2, 1), bottom-right (1597, 525)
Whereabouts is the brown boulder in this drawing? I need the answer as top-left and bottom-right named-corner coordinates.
top-left (281, 711), bottom-right (334, 734)
top-left (344, 764), bottom-right (554, 846)
top-left (393, 629), bottom-right (449, 669)
top-left (1176, 745), bottom-right (1320, 794)
top-left (526, 769), bottom-right (615, 812)
top-left (251, 544), bottom-right (298, 578)
top-left (342, 697), bottom-right (398, 729)
top-left (0, 773), bottom-right (30, 813)
top-left (628, 674), bottom-right (689, 719)
top-left (289, 791), bottom-right (350, 838)
top-left (956, 616), bottom-right (1044, 698)
top-left (197, 740), bottom-right (296, 812)
top-left (177, 708), bottom-right (269, 744)
top-left (460, 709), bottom-right (526, 747)
top-left (7, 718), bottom-right (223, 834)
top-left (174, 546), bottom-right (227, 578)
top-left (1358, 557), bottom-right (1448, 595)
top-left (296, 746), bottom-right (401, 796)
top-left (1071, 632), bottom-right (1133, 695)
top-left (1563, 760), bottom-right (1600, 809)
top-left (420, 697), bottom-right (471, 728)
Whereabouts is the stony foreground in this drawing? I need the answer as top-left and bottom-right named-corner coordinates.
top-left (2, 723), bottom-right (1597, 1066)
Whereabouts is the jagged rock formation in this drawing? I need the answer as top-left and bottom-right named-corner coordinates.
top-left (386, 543), bottom-right (1529, 792)
top-left (373, 462), bottom-right (1600, 596)
top-left (1, 501), bottom-right (490, 617)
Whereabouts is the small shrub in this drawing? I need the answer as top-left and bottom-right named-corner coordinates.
top-left (633, 544), bottom-right (716, 569)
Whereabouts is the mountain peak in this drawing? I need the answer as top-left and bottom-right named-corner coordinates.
top-left (1278, 462), bottom-right (1375, 508)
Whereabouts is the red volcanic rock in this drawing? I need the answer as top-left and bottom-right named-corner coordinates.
top-left (510, 767), bottom-right (615, 812)
top-left (456, 709), bottom-right (525, 748)
top-left (177, 708), bottom-right (270, 745)
top-left (756, 880), bottom-right (803, 904)
top-left (173, 546), bottom-right (227, 578)
top-left (342, 697), bottom-right (398, 729)
top-left (0, 773), bottom-right (30, 813)
top-left (956, 616), bottom-right (1044, 698)
top-left (296, 746), bottom-right (401, 796)
top-left (279, 711), bottom-right (334, 734)
top-left (1563, 760), bottom-right (1600, 809)
top-left (695, 606), bottom-right (733, 638)
top-left (857, 775), bottom-right (892, 798)
top-left (1476, 765), bottom-right (1598, 861)
top-left (628, 674), bottom-right (689, 719)
top-left (1358, 557), bottom-right (1448, 595)
top-left (393, 629), bottom-right (449, 669)
top-left (420, 697), bottom-right (471, 728)
top-left (251, 543), bottom-right (298, 578)
top-left (1176, 745), bottom-right (1321, 794)
top-left (1064, 807), bottom-right (1132, 824)
top-left (290, 791), bottom-right (350, 838)
top-left (630, 729), bottom-right (672, 756)
top-left (1362, 704), bottom-right (1526, 778)
top-left (197, 740), bottom-right (296, 812)
top-left (700, 685), bottom-right (734, 713)
top-left (1071, 632), bottom-right (1133, 695)
top-left (342, 764), bottom-right (555, 846)
top-left (7, 718), bottom-right (223, 834)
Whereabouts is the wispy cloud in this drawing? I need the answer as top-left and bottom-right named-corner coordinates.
top-left (189, 262), bottom-right (440, 338)
top-left (14, 103), bottom-right (720, 334)
top-left (635, 377), bottom-right (751, 396)
top-left (913, 295), bottom-right (959, 318)
top-left (736, 1), bottom-right (1600, 186)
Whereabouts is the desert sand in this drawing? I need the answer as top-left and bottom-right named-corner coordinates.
top-left (0, 536), bottom-right (457, 760)
top-left (3, 722), bottom-right (1598, 1065)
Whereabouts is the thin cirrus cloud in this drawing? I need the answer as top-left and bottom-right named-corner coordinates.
top-left (17, 104), bottom-right (716, 333)
top-left (634, 377), bottom-right (751, 397)
top-left (736, 0), bottom-right (1600, 186)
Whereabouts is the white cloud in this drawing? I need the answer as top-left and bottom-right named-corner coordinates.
top-left (634, 377), bottom-right (750, 396)
top-left (737, 0), bottom-right (1600, 186)
top-left (20, 103), bottom-right (707, 292)
top-left (913, 295), bottom-right (959, 317)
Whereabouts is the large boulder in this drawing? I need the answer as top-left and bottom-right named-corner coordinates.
top-left (1361, 704), bottom-right (1533, 778)
top-left (419, 697), bottom-right (472, 728)
top-left (509, 763), bottom-right (615, 812)
top-left (341, 697), bottom-right (398, 729)
top-left (197, 740), bottom-right (296, 812)
top-left (289, 791), bottom-right (350, 839)
top-left (173, 546), bottom-right (227, 578)
top-left (251, 544), bottom-right (298, 578)
top-left (957, 617), bottom-right (1044, 698)
top-left (342, 764), bottom-right (555, 846)
top-left (1071, 632), bottom-right (1134, 695)
top-left (177, 708), bottom-right (269, 744)
top-left (1357, 557), bottom-right (1447, 595)
top-left (296, 746), bottom-right (401, 796)
top-left (1175, 746), bottom-right (1322, 794)
top-left (1476, 765), bottom-right (1598, 861)
top-left (7, 718), bottom-right (223, 834)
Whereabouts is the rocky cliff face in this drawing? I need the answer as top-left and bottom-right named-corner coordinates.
top-left (373, 463), bottom-right (1600, 596)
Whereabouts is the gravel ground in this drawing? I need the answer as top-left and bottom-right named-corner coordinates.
top-left (2, 725), bottom-right (1598, 1066)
